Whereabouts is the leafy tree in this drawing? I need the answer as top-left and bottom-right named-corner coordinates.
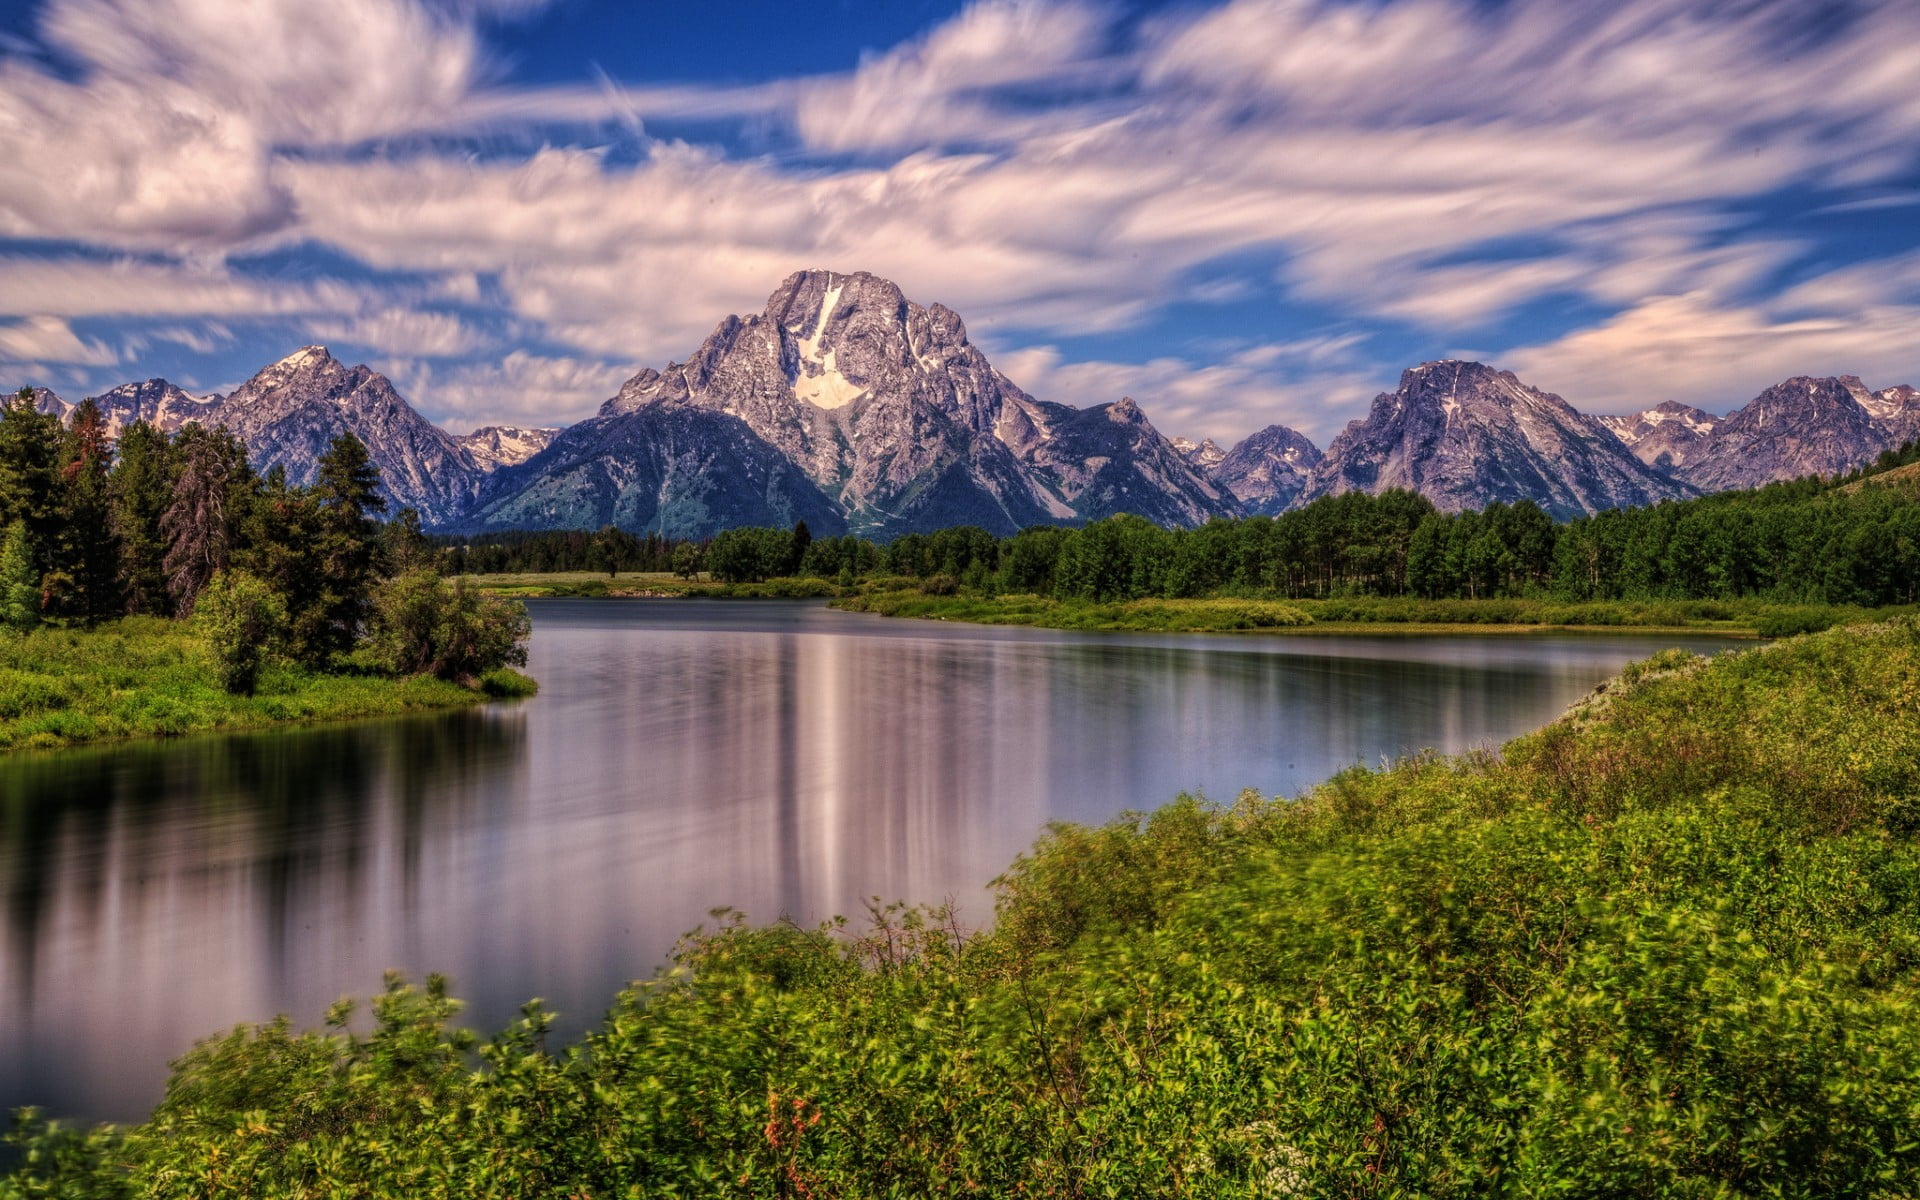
top-left (671, 541), bottom-right (703, 580)
top-left (362, 571), bottom-right (530, 683)
top-left (787, 519), bottom-right (813, 576)
top-left (379, 507), bottom-right (436, 576)
top-left (195, 568), bottom-right (286, 695)
top-left (0, 521), bottom-right (37, 631)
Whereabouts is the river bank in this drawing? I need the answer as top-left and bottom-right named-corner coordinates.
top-left (0, 616), bottom-right (535, 753)
top-left (466, 571), bottom-right (1906, 636)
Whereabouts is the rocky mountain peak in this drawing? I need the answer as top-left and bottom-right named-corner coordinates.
top-left (1172, 436), bottom-right (1227, 471)
top-left (1215, 424), bottom-right (1322, 515)
top-left (1307, 360), bottom-right (1685, 518)
top-left (1680, 375), bottom-right (1891, 492)
top-left (1597, 400), bottom-right (1722, 469)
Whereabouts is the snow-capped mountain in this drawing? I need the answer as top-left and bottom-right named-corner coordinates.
top-left (1214, 424), bottom-right (1322, 515)
top-left (603, 269), bottom-right (1233, 534)
top-left (1596, 402), bottom-right (1722, 471)
top-left (459, 425), bottom-right (559, 471)
top-left (1305, 361), bottom-right (1688, 519)
top-left (1172, 437), bottom-right (1227, 471)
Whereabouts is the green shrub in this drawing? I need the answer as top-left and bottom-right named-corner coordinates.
top-left (361, 571), bottom-right (531, 684)
top-left (192, 569), bottom-right (286, 696)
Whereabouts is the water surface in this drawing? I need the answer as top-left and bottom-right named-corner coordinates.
top-left (0, 598), bottom-right (1738, 1122)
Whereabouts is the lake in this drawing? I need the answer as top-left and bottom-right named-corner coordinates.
top-left (0, 598), bottom-right (1739, 1124)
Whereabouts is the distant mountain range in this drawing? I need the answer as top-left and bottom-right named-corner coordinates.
top-left (26, 269), bottom-right (1920, 536)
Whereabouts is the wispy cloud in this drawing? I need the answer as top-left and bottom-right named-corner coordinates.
top-left (1, 0), bottom-right (1917, 433)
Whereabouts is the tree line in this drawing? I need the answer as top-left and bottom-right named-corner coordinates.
top-left (0, 387), bottom-right (528, 692)
top-left (685, 440), bottom-right (1920, 607)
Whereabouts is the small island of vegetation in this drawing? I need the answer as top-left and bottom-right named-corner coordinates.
top-left (7, 615), bottom-right (1919, 1195)
top-left (0, 388), bottom-right (532, 752)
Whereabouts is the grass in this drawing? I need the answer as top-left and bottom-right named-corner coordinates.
top-left (10, 619), bottom-right (1920, 1195)
top-left (835, 588), bottom-right (1915, 636)
top-left (0, 616), bottom-right (533, 753)
top-left (465, 571), bottom-right (837, 599)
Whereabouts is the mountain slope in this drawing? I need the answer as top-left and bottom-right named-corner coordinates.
top-left (209, 347), bottom-right (483, 524)
top-left (1681, 376), bottom-right (1890, 493)
top-left (1307, 361), bottom-right (1688, 519)
top-left (1215, 424), bottom-right (1322, 515)
top-left (465, 406), bottom-right (845, 538)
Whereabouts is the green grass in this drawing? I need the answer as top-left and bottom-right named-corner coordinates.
top-left (837, 588), bottom-right (1915, 636)
top-left (0, 617), bottom-right (533, 753)
top-left (11, 619), bottom-right (1920, 1195)
top-left (465, 571), bottom-right (838, 599)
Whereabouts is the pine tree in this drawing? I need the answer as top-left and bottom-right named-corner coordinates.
top-left (50, 398), bottom-right (120, 624)
top-left (0, 386), bottom-right (64, 578)
top-left (108, 420), bottom-right (176, 616)
top-left (162, 425), bottom-right (250, 614)
top-left (304, 433), bottom-right (386, 664)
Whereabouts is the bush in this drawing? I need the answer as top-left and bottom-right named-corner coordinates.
top-left (193, 569), bottom-right (286, 696)
top-left (362, 571), bottom-right (531, 684)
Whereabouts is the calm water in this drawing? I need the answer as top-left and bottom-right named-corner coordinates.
top-left (0, 599), bottom-right (1738, 1123)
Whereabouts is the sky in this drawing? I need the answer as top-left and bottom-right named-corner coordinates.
top-left (1, 0), bottom-right (1918, 446)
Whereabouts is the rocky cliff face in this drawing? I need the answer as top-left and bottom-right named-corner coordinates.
top-left (208, 347), bottom-right (483, 524)
top-left (1306, 361), bottom-right (1688, 519)
top-left (1862, 382), bottom-right (1920, 452)
top-left (466, 405), bottom-right (845, 538)
top-left (1596, 401), bottom-right (1722, 471)
top-left (1681, 376), bottom-right (1893, 493)
top-left (1214, 424), bottom-right (1322, 515)
top-left (606, 269), bottom-right (1232, 534)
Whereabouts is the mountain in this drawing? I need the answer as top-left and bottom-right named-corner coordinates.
top-left (465, 405), bottom-right (844, 538)
top-left (1005, 396), bottom-right (1243, 527)
top-left (1214, 424), bottom-right (1322, 515)
top-left (208, 347), bottom-right (483, 525)
top-left (1171, 437), bottom-right (1226, 471)
top-left (1596, 402), bottom-right (1721, 471)
top-left (604, 269), bottom-right (1232, 535)
top-left (1679, 376), bottom-right (1893, 493)
top-left (1861, 382), bottom-right (1920, 450)
top-left (1306, 361), bottom-right (1689, 519)
top-left (459, 425), bottom-right (558, 471)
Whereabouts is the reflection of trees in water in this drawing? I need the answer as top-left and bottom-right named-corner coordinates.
top-left (0, 709), bottom-right (526, 1019)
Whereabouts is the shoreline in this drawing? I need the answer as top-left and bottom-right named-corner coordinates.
top-left (0, 616), bottom-right (536, 755)
top-left (467, 572), bottom-right (1898, 638)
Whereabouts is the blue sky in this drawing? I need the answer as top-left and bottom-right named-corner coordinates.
top-left (1, 0), bottom-right (1918, 445)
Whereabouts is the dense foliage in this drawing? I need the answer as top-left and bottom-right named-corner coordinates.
top-left (434, 527), bottom-right (695, 576)
top-left (8, 618), bottom-right (1920, 1195)
top-left (0, 386), bottom-right (532, 711)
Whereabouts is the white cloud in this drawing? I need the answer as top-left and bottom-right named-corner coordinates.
top-left (383, 350), bottom-right (633, 431)
top-left (996, 337), bottom-right (1380, 444)
top-left (0, 258), bottom-right (374, 319)
top-left (309, 308), bottom-right (487, 357)
top-left (0, 315), bottom-right (118, 366)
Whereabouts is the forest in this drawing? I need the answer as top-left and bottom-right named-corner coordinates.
top-left (0, 387), bottom-right (530, 748)
top-left (586, 440), bottom-right (1920, 608)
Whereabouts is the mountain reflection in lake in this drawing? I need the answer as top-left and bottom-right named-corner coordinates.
top-left (0, 598), bottom-right (1738, 1123)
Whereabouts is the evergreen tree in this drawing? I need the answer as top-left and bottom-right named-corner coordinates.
top-left (305, 433), bottom-right (386, 663)
top-left (162, 425), bottom-right (250, 614)
top-left (109, 420), bottom-right (177, 616)
top-left (0, 386), bottom-right (64, 577)
top-left (50, 398), bottom-right (120, 624)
